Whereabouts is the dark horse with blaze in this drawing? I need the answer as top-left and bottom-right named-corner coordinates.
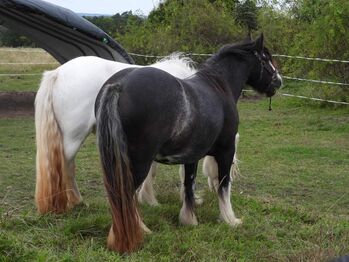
top-left (95, 34), bottom-right (282, 253)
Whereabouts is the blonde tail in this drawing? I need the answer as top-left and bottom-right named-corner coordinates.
top-left (35, 70), bottom-right (68, 214)
top-left (96, 84), bottom-right (143, 253)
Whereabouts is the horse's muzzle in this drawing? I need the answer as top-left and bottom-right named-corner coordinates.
top-left (267, 74), bottom-right (282, 97)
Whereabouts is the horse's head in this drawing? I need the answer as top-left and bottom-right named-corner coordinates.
top-left (247, 34), bottom-right (282, 97)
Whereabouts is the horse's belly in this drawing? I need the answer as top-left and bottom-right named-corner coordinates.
top-left (155, 153), bottom-right (200, 165)
top-left (155, 127), bottom-right (219, 164)
top-left (155, 143), bottom-right (210, 164)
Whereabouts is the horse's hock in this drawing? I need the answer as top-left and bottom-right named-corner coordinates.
top-left (0, 92), bottom-right (36, 117)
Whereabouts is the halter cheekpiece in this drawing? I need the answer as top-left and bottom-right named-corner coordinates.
top-left (253, 51), bottom-right (277, 111)
top-left (253, 51), bottom-right (278, 83)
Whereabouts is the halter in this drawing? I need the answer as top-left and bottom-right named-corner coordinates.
top-left (253, 51), bottom-right (278, 84)
top-left (253, 51), bottom-right (278, 111)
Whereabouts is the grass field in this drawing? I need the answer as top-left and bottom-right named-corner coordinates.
top-left (0, 48), bottom-right (57, 92)
top-left (1, 95), bottom-right (348, 261)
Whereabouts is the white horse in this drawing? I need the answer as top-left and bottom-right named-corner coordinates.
top-left (35, 54), bottom-right (239, 214)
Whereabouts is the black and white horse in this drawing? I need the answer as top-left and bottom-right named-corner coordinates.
top-left (95, 34), bottom-right (282, 253)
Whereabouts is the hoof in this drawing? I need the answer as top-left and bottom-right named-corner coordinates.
top-left (194, 195), bottom-right (204, 205)
top-left (230, 218), bottom-right (242, 226)
top-left (67, 198), bottom-right (83, 209)
top-left (137, 192), bottom-right (159, 206)
top-left (140, 220), bottom-right (152, 234)
top-left (67, 191), bottom-right (83, 209)
top-left (218, 215), bottom-right (242, 227)
top-left (179, 206), bottom-right (198, 226)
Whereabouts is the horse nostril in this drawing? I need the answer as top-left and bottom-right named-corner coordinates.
top-left (272, 74), bottom-right (283, 89)
top-left (277, 75), bottom-right (283, 89)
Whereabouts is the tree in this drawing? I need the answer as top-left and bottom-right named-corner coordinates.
top-left (289, 0), bottom-right (349, 81)
top-left (0, 28), bottom-right (35, 47)
top-left (84, 11), bottom-right (144, 37)
top-left (119, 0), bottom-right (244, 64)
top-left (234, 0), bottom-right (259, 36)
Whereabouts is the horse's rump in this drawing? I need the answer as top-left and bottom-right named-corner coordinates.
top-left (99, 66), bottom-right (230, 165)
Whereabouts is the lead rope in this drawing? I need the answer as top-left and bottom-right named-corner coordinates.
top-left (269, 97), bottom-right (272, 111)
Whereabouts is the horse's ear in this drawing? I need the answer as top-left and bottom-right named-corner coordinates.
top-left (255, 33), bottom-right (264, 52)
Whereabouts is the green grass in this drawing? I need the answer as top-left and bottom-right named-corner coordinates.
top-left (0, 64), bottom-right (58, 92)
top-left (1, 96), bottom-right (349, 261)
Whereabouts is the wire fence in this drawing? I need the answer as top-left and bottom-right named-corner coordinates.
top-left (281, 76), bottom-right (349, 87)
top-left (0, 49), bottom-right (348, 105)
top-left (241, 89), bottom-right (349, 105)
top-left (2, 48), bottom-right (349, 63)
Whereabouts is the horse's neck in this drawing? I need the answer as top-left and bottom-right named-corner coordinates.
top-left (217, 57), bottom-right (250, 102)
top-left (197, 57), bottom-right (250, 102)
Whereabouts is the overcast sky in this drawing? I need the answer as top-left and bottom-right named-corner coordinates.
top-left (43, 0), bottom-right (161, 15)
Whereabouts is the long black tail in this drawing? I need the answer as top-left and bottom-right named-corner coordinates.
top-left (96, 84), bottom-right (143, 253)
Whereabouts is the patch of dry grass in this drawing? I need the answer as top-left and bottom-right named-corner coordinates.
top-left (0, 48), bottom-right (58, 92)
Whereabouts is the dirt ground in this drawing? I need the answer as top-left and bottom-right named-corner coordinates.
top-left (0, 92), bottom-right (36, 118)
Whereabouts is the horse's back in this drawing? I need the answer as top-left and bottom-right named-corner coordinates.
top-left (99, 67), bottom-right (182, 113)
top-left (122, 67), bottom-right (182, 95)
top-left (101, 67), bottom-right (182, 125)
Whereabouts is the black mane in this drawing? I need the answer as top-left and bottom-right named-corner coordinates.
top-left (196, 39), bottom-right (258, 93)
top-left (206, 39), bottom-right (258, 66)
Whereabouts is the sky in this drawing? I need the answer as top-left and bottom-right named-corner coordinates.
top-left (43, 0), bottom-right (161, 15)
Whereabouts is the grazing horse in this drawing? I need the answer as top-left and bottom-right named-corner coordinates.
top-left (34, 54), bottom-right (196, 214)
top-left (95, 34), bottom-right (282, 253)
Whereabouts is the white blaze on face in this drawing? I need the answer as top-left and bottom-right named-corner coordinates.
top-left (268, 60), bottom-right (276, 71)
top-left (268, 60), bottom-right (283, 88)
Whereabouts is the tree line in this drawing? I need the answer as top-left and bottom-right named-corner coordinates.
top-left (1, 0), bottom-right (348, 99)
top-left (95, 0), bottom-right (348, 86)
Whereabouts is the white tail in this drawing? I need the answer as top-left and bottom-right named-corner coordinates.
top-left (35, 70), bottom-right (69, 214)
